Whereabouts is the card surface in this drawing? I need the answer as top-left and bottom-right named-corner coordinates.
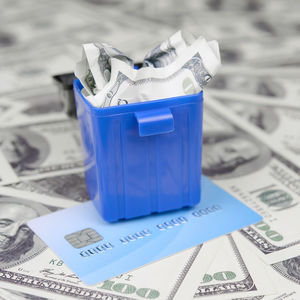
top-left (28, 177), bottom-right (261, 285)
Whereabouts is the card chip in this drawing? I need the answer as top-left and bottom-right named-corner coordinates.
top-left (65, 228), bottom-right (103, 248)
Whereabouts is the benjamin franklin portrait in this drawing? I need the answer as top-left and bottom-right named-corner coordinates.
top-left (0, 128), bottom-right (49, 175)
top-left (0, 196), bottom-right (50, 269)
top-left (202, 131), bottom-right (272, 179)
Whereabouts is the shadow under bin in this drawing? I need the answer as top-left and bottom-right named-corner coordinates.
top-left (73, 78), bottom-right (203, 222)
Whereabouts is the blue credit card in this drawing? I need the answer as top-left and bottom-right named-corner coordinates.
top-left (28, 177), bottom-right (261, 285)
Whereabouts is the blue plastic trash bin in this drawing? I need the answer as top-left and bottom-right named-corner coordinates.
top-left (73, 79), bottom-right (203, 222)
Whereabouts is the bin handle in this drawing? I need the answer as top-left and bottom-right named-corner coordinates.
top-left (134, 108), bottom-right (174, 137)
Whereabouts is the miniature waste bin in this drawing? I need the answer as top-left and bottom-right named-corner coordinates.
top-left (73, 79), bottom-right (203, 222)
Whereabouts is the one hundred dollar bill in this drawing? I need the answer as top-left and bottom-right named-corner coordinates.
top-left (211, 97), bottom-right (300, 159)
top-left (233, 233), bottom-right (300, 300)
top-left (174, 234), bottom-right (275, 300)
top-left (0, 120), bottom-right (84, 179)
top-left (202, 98), bottom-right (300, 263)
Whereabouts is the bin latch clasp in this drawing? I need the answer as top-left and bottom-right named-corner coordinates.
top-left (134, 108), bottom-right (174, 137)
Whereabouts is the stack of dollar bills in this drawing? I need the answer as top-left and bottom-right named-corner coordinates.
top-left (75, 31), bottom-right (221, 107)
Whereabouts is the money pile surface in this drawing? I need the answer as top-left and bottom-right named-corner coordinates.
top-left (75, 31), bottom-right (221, 107)
top-left (0, 0), bottom-right (300, 299)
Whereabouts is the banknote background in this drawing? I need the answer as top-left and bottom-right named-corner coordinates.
top-left (0, 0), bottom-right (300, 299)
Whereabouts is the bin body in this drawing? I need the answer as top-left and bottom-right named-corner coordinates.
top-left (73, 79), bottom-right (203, 222)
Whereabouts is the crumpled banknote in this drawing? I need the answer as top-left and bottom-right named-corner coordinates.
top-left (75, 31), bottom-right (221, 107)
